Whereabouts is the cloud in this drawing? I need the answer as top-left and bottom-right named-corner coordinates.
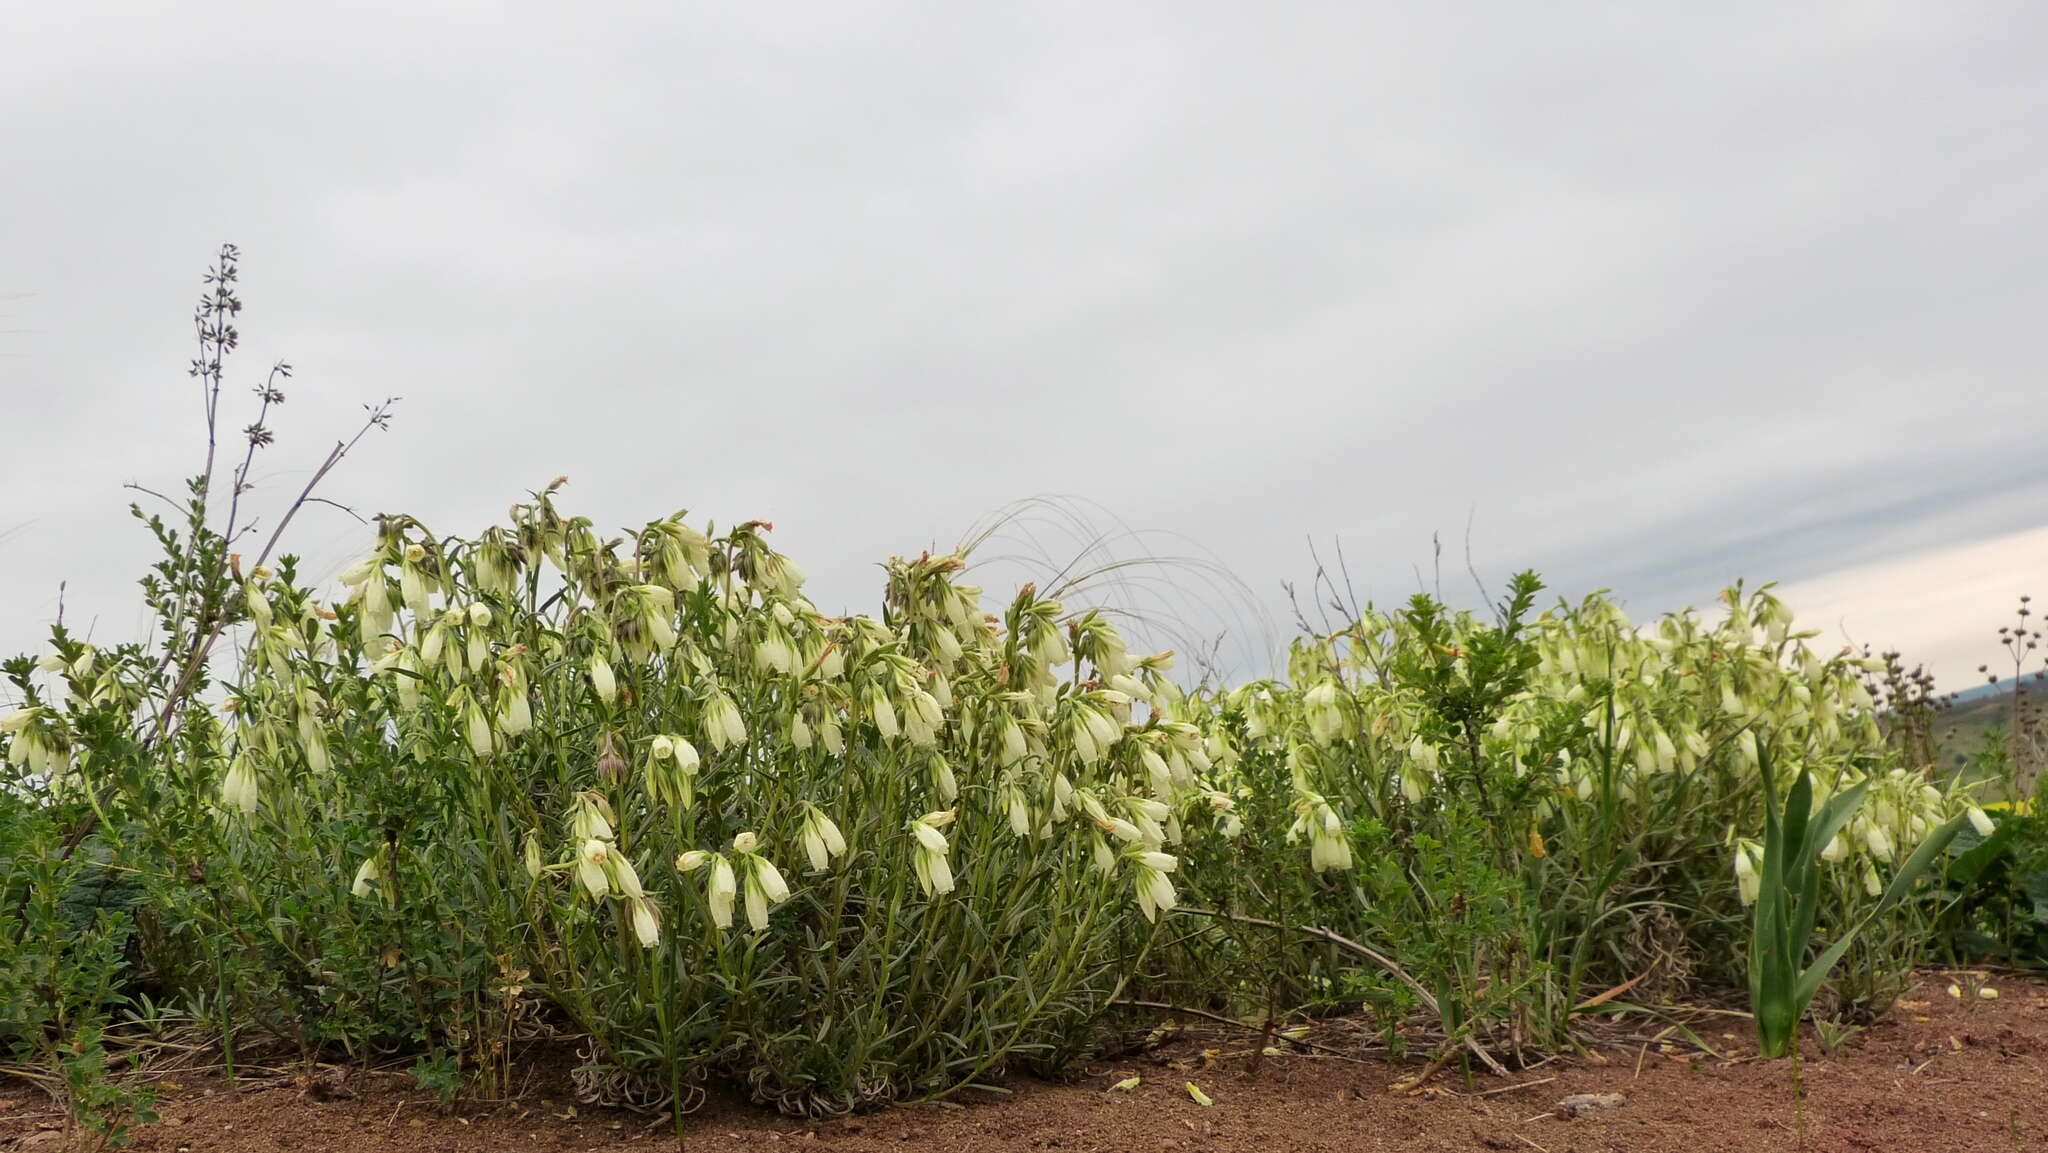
top-left (1775, 526), bottom-right (2048, 690)
top-left (3, 3), bottom-right (2044, 689)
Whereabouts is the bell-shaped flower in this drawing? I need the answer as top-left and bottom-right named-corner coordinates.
top-left (589, 653), bottom-right (617, 704)
top-left (609, 851), bottom-right (646, 899)
top-left (645, 734), bottom-right (700, 811)
top-left (220, 756), bottom-right (262, 813)
top-left (1733, 839), bottom-right (1763, 906)
top-left (1003, 786), bottom-right (1032, 837)
top-left (743, 855), bottom-right (789, 932)
top-left (627, 896), bottom-right (661, 948)
top-left (707, 854), bottom-right (737, 929)
top-left (868, 688), bottom-right (900, 740)
top-left (911, 811), bottom-right (956, 896)
top-left (576, 839), bottom-right (613, 898)
top-left (927, 753), bottom-right (958, 802)
top-left (1304, 682), bottom-right (1345, 745)
top-left (568, 790), bottom-right (616, 842)
top-left (1129, 849), bottom-right (1179, 922)
top-left (703, 689), bottom-right (748, 751)
top-left (351, 854), bottom-right (384, 900)
top-left (799, 806), bottom-right (847, 873)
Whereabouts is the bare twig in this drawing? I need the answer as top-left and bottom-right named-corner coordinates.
top-left (1171, 906), bottom-right (1511, 1077)
top-left (123, 482), bottom-right (192, 516)
top-left (1111, 1000), bottom-right (1368, 1062)
top-left (304, 495), bottom-right (368, 524)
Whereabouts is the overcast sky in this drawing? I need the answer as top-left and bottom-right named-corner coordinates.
top-left (3, 2), bottom-right (2045, 689)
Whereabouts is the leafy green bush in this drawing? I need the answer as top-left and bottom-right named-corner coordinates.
top-left (1937, 805), bottom-right (2048, 968)
top-left (1157, 579), bottom-right (1981, 1059)
top-left (0, 244), bottom-right (2005, 1133)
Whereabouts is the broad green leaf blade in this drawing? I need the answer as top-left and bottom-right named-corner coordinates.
top-left (1876, 814), bottom-right (1970, 912)
top-left (1805, 784), bottom-right (1869, 869)
top-left (1791, 931), bottom-right (1858, 1014)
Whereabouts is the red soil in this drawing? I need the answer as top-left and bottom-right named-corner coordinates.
top-left (5, 971), bottom-right (2044, 1152)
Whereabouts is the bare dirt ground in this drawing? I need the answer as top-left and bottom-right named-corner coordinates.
top-left (5, 970), bottom-right (2045, 1152)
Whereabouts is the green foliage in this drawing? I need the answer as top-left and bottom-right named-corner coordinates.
top-left (1748, 743), bottom-right (1964, 1058)
top-left (410, 1053), bottom-right (463, 1102)
top-left (1937, 809), bottom-right (2048, 967)
top-left (0, 793), bottom-right (156, 1144)
top-left (1158, 580), bottom-right (1979, 1063)
top-left (58, 1026), bottom-right (161, 1150)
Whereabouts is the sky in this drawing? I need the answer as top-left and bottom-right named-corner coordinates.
top-left (3, 2), bottom-right (2045, 690)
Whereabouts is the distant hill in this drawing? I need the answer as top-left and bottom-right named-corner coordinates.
top-left (1931, 672), bottom-right (2048, 773)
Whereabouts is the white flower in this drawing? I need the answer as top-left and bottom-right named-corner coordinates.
top-left (1733, 841), bottom-right (1762, 906)
top-left (1968, 807), bottom-right (1996, 837)
top-left (1082, 706), bottom-right (1121, 753)
top-left (1304, 682), bottom-right (1344, 744)
top-left (498, 688), bottom-right (533, 737)
top-left (577, 840), bottom-right (613, 898)
top-left (610, 852), bottom-right (645, 899)
top-left (1864, 824), bottom-right (1894, 862)
top-left (704, 691), bottom-right (748, 751)
top-left (870, 691), bottom-right (899, 740)
top-left (911, 814), bottom-right (956, 896)
top-left (1132, 853), bottom-right (1179, 922)
top-left (707, 855), bottom-right (737, 929)
top-left (628, 897), bottom-right (661, 948)
top-left (351, 855), bottom-right (383, 899)
top-left (1004, 788), bottom-right (1032, 837)
top-left (1291, 796), bottom-right (1352, 872)
top-left (645, 734), bottom-right (700, 811)
top-left (676, 850), bottom-right (711, 873)
top-left (998, 718), bottom-right (1028, 766)
top-left (743, 856), bottom-right (790, 931)
top-left (399, 560), bottom-right (429, 619)
top-left (569, 791), bottom-right (614, 842)
top-left (220, 758), bottom-right (262, 813)
top-left (589, 654), bottom-right (617, 704)
top-left (928, 754), bottom-right (958, 801)
top-left (394, 649), bottom-right (422, 712)
top-left (800, 807), bottom-right (847, 872)
top-left (464, 697), bottom-right (495, 758)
